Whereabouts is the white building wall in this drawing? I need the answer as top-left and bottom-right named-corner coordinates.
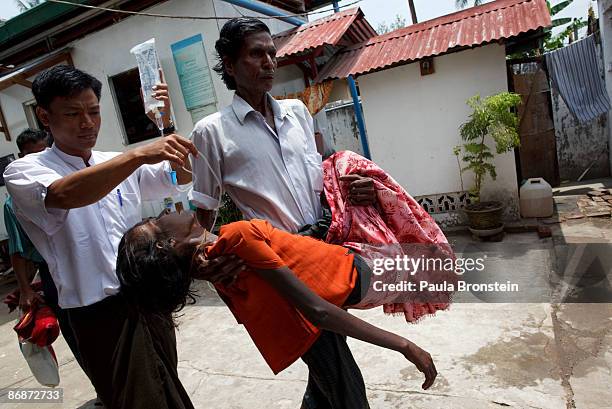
top-left (552, 86), bottom-right (610, 181)
top-left (324, 101), bottom-right (363, 155)
top-left (0, 0), bottom-right (299, 238)
top-left (358, 44), bottom-right (520, 224)
top-left (599, 0), bottom-right (612, 171)
top-left (271, 65), bottom-right (305, 96)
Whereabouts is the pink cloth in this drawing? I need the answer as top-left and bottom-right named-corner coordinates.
top-left (323, 151), bottom-right (456, 323)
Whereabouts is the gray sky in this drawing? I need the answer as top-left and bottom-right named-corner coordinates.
top-left (0, 1), bottom-right (21, 20)
top-left (0, 0), bottom-right (597, 33)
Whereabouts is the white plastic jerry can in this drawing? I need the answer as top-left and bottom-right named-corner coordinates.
top-left (519, 178), bottom-right (554, 218)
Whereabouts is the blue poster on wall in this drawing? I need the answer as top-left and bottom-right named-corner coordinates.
top-left (171, 34), bottom-right (217, 111)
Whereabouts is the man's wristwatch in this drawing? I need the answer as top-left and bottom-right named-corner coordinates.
top-left (162, 122), bottom-right (176, 136)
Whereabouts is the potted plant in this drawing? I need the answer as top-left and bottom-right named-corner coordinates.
top-left (454, 92), bottom-right (522, 234)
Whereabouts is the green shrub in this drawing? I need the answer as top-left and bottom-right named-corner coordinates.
top-left (454, 92), bottom-right (522, 203)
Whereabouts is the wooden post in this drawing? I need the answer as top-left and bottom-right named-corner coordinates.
top-left (0, 99), bottom-right (11, 141)
top-left (408, 0), bottom-right (418, 24)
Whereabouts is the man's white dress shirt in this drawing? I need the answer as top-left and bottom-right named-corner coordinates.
top-left (190, 93), bottom-right (323, 233)
top-left (4, 144), bottom-right (178, 308)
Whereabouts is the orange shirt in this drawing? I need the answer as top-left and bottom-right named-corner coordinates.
top-left (206, 219), bottom-right (357, 374)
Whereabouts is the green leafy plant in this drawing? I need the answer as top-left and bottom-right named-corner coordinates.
top-left (543, 0), bottom-right (588, 52)
top-left (214, 193), bottom-right (243, 232)
top-left (544, 17), bottom-right (588, 51)
top-left (454, 92), bottom-right (522, 203)
top-left (508, 0), bottom-right (588, 58)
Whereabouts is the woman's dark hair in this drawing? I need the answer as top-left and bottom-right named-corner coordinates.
top-left (213, 17), bottom-right (271, 90)
top-left (16, 128), bottom-right (50, 153)
top-left (116, 219), bottom-right (196, 322)
top-left (32, 65), bottom-right (102, 110)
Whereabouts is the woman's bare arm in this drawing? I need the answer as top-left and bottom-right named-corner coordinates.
top-left (256, 266), bottom-right (437, 389)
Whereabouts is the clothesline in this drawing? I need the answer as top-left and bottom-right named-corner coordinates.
top-left (45, 0), bottom-right (362, 20)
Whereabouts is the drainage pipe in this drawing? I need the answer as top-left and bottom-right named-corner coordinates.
top-left (332, 0), bottom-right (371, 159)
top-left (220, 0), bottom-right (305, 26)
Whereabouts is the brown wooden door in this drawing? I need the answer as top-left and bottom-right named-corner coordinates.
top-left (509, 60), bottom-right (560, 187)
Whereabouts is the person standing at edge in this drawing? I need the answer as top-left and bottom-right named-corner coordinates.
top-left (188, 18), bottom-right (378, 409)
top-left (5, 129), bottom-right (52, 313)
top-left (3, 65), bottom-right (221, 409)
top-left (3, 128), bottom-right (110, 405)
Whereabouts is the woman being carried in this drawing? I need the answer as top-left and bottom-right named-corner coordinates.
top-left (116, 210), bottom-right (441, 392)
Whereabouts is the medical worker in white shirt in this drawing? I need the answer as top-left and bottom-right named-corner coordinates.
top-left (188, 18), bottom-right (377, 409)
top-left (2, 65), bottom-right (227, 409)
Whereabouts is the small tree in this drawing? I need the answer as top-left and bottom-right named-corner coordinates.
top-left (454, 92), bottom-right (522, 203)
top-left (376, 15), bottom-right (407, 35)
top-left (455, 0), bottom-right (486, 9)
top-left (14, 0), bottom-right (44, 12)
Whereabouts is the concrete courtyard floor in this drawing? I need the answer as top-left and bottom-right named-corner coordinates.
top-left (1, 180), bottom-right (611, 408)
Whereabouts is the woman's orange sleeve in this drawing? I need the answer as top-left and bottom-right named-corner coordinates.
top-left (206, 220), bottom-right (286, 270)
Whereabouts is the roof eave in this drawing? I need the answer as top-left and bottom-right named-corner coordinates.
top-left (0, 0), bottom-right (91, 48)
top-left (316, 0), bottom-right (552, 81)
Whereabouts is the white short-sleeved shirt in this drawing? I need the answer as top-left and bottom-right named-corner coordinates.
top-left (3, 144), bottom-right (178, 308)
top-left (190, 93), bottom-right (323, 233)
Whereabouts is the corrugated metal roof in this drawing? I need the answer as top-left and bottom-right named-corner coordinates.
top-left (273, 7), bottom-right (377, 60)
top-left (317, 0), bottom-right (552, 81)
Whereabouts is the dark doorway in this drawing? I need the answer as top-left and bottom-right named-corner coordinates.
top-left (109, 68), bottom-right (160, 145)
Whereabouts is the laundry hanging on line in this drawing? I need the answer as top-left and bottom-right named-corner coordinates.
top-left (546, 35), bottom-right (611, 123)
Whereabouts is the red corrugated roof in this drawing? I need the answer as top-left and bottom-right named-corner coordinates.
top-left (273, 7), bottom-right (377, 60)
top-left (317, 0), bottom-right (551, 81)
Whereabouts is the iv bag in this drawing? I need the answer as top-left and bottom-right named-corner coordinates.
top-left (130, 38), bottom-right (164, 113)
